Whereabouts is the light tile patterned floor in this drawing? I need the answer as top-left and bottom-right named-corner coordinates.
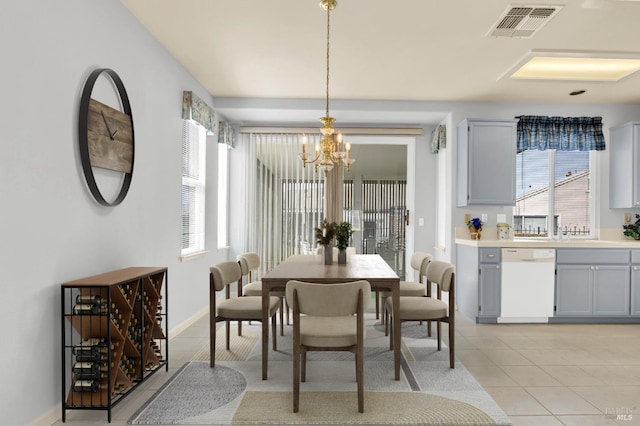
top-left (54, 303), bottom-right (640, 425)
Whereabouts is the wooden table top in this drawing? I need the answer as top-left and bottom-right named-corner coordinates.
top-left (261, 254), bottom-right (399, 284)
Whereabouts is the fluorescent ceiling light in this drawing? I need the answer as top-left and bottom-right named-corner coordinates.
top-left (504, 51), bottom-right (640, 81)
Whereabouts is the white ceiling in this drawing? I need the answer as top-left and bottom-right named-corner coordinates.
top-left (121, 0), bottom-right (640, 125)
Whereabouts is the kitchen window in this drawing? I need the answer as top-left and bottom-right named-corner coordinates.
top-left (514, 149), bottom-right (592, 238)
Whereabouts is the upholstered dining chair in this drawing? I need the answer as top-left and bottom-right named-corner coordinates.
top-left (285, 280), bottom-right (371, 413)
top-left (385, 260), bottom-right (455, 368)
top-left (237, 252), bottom-right (287, 336)
top-left (377, 251), bottom-right (432, 323)
top-left (209, 261), bottom-right (280, 367)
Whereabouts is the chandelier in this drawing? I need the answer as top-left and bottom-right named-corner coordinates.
top-left (299, 0), bottom-right (355, 174)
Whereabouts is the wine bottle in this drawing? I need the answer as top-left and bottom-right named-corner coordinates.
top-left (75, 294), bottom-right (104, 305)
top-left (72, 362), bottom-right (109, 375)
top-left (72, 380), bottom-right (107, 392)
top-left (73, 303), bottom-right (107, 315)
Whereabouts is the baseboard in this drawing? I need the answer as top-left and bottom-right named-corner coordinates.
top-left (27, 405), bottom-right (58, 426)
top-left (169, 305), bottom-right (209, 339)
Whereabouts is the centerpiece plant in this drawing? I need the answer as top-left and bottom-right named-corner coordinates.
top-left (315, 219), bottom-right (336, 264)
top-left (334, 221), bottom-right (354, 264)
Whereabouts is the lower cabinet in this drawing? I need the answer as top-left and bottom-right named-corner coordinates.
top-left (479, 256), bottom-right (501, 319)
top-left (555, 249), bottom-right (630, 318)
top-left (455, 244), bottom-right (500, 323)
top-left (631, 251), bottom-right (640, 316)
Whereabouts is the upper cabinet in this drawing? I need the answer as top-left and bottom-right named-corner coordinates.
top-left (457, 119), bottom-right (517, 206)
top-left (610, 122), bottom-right (640, 208)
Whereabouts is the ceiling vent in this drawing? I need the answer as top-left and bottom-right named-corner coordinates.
top-left (489, 5), bottom-right (562, 38)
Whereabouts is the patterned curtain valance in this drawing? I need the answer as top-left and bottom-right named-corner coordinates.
top-left (218, 121), bottom-right (235, 148)
top-left (517, 115), bottom-right (605, 151)
top-left (182, 91), bottom-right (216, 134)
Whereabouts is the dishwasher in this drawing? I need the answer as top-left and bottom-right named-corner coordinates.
top-left (499, 248), bottom-right (556, 323)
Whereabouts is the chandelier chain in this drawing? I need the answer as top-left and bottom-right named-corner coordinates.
top-left (325, 5), bottom-right (331, 118)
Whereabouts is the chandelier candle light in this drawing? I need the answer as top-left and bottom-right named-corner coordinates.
top-left (299, 0), bottom-right (355, 174)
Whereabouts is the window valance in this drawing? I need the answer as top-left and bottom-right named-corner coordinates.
top-left (218, 121), bottom-right (235, 148)
top-left (182, 91), bottom-right (216, 134)
top-left (517, 115), bottom-right (605, 151)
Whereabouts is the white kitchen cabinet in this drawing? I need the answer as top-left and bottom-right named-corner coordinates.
top-left (456, 119), bottom-right (517, 206)
top-left (610, 121), bottom-right (640, 208)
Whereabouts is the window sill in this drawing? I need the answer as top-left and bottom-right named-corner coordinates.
top-left (180, 250), bottom-right (209, 262)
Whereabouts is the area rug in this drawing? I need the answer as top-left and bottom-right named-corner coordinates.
top-left (129, 318), bottom-right (512, 425)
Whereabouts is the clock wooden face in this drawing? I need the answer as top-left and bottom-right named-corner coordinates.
top-left (87, 98), bottom-right (133, 174)
top-left (79, 68), bottom-right (135, 207)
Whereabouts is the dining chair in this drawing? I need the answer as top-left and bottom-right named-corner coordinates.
top-left (209, 261), bottom-right (280, 367)
top-left (377, 251), bottom-right (432, 323)
top-left (385, 260), bottom-right (456, 368)
top-left (286, 279), bottom-right (371, 413)
top-left (237, 252), bottom-right (287, 336)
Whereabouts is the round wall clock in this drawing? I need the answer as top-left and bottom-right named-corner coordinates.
top-left (78, 68), bottom-right (135, 206)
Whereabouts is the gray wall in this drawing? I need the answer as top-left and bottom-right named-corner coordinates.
top-left (1, 2), bottom-right (229, 424)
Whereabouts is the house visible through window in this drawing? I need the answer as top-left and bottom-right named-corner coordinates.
top-left (181, 120), bottom-right (207, 255)
top-left (514, 149), bottom-right (591, 238)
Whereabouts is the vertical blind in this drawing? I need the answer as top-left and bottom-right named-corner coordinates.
top-left (250, 133), bottom-right (324, 273)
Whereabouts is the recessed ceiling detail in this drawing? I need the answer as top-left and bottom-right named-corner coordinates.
top-left (489, 5), bottom-right (563, 38)
top-left (503, 50), bottom-right (640, 81)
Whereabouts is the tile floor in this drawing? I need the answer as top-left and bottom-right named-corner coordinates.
top-left (54, 307), bottom-right (640, 426)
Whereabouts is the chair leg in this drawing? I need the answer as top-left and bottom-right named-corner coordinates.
top-left (427, 320), bottom-right (432, 337)
top-left (437, 320), bottom-right (442, 351)
top-left (293, 339), bottom-right (300, 413)
top-left (210, 318), bottom-right (216, 368)
top-left (238, 320), bottom-right (242, 336)
top-left (356, 346), bottom-right (364, 413)
top-left (272, 314), bottom-right (277, 351)
top-left (449, 320), bottom-right (455, 369)
top-left (388, 316), bottom-right (394, 351)
top-left (375, 291), bottom-right (380, 320)
top-left (384, 307), bottom-right (390, 336)
top-left (301, 349), bottom-right (307, 383)
top-left (279, 298), bottom-right (284, 336)
top-left (285, 300), bottom-right (290, 325)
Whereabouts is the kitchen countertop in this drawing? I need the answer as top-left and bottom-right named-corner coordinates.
top-left (455, 238), bottom-right (640, 248)
top-left (454, 227), bottom-right (640, 248)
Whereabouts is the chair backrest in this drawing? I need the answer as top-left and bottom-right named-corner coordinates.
top-left (286, 280), bottom-right (371, 317)
top-left (425, 260), bottom-right (455, 292)
top-left (237, 252), bottom-right (260, 277)
top-left (410, 252), bottom-right (433, 275)
top-left (210, 261), bottom-right (242, 292)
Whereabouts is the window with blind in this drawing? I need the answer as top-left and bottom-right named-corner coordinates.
top-left (217, 143), bottom-right (229, 248)
top-left (181, 120), bottom-right (207, 255)
top-left (514, 149), bottom-right (591, 238)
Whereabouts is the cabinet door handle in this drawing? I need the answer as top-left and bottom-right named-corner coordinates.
top-left (496, 265), bottom-right (500, 269)
top-left (634, 266), bottom-right (638, 271)
top-left (487, 254), bottom-right (495, 258)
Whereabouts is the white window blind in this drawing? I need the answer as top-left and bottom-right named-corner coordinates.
top-left (514, 149), bottom-right (591, 238)
top-left (181, 120), bottom-right (206, 255)
top-left (217, 143), bottom-right (229, 248)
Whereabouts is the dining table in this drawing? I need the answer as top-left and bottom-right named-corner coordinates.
top-left (260, 254), bottom-right (401, 380)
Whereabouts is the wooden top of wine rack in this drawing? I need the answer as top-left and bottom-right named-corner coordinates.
top-left (61, 267), bottom-right (167, 288)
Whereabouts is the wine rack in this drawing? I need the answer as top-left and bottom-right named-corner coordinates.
top-left (61, 267), bottom-right (168, 423)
